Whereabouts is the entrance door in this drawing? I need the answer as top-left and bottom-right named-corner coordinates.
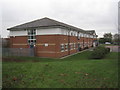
top-left (30, 44), bottom-right (34, 48)
top-left (29, 42), bottom-right (35, 56)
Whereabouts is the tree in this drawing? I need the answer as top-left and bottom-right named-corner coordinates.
top-left (113, 33), bottom-right (120, 45)
top-left (2, 38), bottom-right (10, 48)
top-left (103, 33), bottom-right (112, 38)
top-left (99, 38), bottom-right (106, 44)
top-left (103, 33), bottom-right (112, 43)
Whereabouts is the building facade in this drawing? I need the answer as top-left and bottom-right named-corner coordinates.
top-left (8, 17), bottom-right (98, 58)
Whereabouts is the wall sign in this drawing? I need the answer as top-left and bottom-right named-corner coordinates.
top-left (45, 43), bottom-right (48, 47)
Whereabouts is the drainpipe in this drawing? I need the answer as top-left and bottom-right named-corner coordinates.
top-left (83, 33), bottom-right (84, 49)
top-left (68, 30), bottom-right (70, 55)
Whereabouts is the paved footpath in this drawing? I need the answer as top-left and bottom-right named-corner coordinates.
top-left (105, 46), bottom-right (120, 52)
top-left (60, 48), bottom-right (94, 59)
top-left (60, 46), bottom-right (119, 59)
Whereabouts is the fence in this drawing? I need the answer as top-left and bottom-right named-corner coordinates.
top-left (2, 48), bottom-right (34, 57)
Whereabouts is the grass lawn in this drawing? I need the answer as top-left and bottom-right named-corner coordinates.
top-left (2, 51), bottom-right (118, 88)
top-left (99, 44), bottom-right (119, 47)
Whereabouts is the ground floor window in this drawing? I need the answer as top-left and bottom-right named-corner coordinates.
top-left (65, 44), bottom-right (68, 51)
top-left (70, 43), bottom-right (74, 50)
top-left (61, 44), bottom-right (64, 52)
top-left (74, 43), bottom-right (76, 49)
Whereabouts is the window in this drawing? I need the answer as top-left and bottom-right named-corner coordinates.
top-left (86, 34), bottom-right (88, 38)
top-left (70, 43), bottom-right (74, 50)
top-left (66, 31), bottom-right (68, 35)
top-left (27, 29), bottom-right (36, 45)
top-left (73, 32), bottom-right (76, 36)
top-left (61, 44), bottom-right (64, 52)
top-left (77, 32), bottom-right (80, 40)
top-left (65, 44), bottom-right (68, 51)
top-left (88, 34), bottom-right (90, 38)
top-left (81, 33), bottom-right (83, 37)
top-left (74, 43), bottom-right (76, 49)
top-left (90, 35), bottom-right (92, 38)
top-left (84, 34), bottom-right (86, 38)
top-left (75, 32), bottom-right (78, 36)
top-left (70, 31), bottom-right (74, 36)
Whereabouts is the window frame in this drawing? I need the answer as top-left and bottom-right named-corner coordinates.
top-left (65, 43), bottom-right (68, 51)
top-left (74, 43), bottom-right (76, 49)
top-left (27, 29), bottom-right (36, 45)
top-left (60, 44), bottom-right (64, 52)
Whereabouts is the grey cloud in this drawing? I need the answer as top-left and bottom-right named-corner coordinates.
top-left (1, 0), bottom-right (119, 37)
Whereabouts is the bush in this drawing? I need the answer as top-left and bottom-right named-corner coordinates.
top-left (89, 46), bottom-right (110, 59)
top-left (84, 46), bottom-right (89, 49)
top-left (105, 48), bottom-right (110, 54)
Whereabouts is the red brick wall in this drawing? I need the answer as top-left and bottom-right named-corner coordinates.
top-left (9, 36), bottom-right (29, 48)
top-left (10, 35), bottom-right (96, 58)
top-left (36, 35), bottom-right (69, 58)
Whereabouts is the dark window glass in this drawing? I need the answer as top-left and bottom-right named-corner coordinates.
top-left (27, 29), bottom-right (36, 45)
top-left (31, 36), bottom-right (33, 39)
top-left (61, 44), bottom-right (64, 51)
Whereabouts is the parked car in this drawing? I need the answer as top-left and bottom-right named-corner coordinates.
top-left (105, 42), bottom-right (111, 44)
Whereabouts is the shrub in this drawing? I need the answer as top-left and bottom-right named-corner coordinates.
top-left (84, 46), bottom-right (89, 49)
top-left (89, 46), bottom-right (110, 59)
top-left (105, 48), bottom-right (110, 54)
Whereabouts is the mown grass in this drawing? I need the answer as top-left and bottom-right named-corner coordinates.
top-left (2, 51), bottom-right (118, 88)
top-left (99, 44), bottom-right (119, 47)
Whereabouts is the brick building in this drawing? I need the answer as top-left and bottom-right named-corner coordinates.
top-left (7, 17), bottom-right (98, 58)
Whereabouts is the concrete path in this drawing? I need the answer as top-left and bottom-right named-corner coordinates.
top-left (60, 48), bottom-right (94, 59)
top-left (105, 46), bottom-right (120, 52)
top-left (60, 46), bottom-right (119, 59)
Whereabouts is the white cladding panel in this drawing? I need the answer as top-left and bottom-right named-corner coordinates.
top-left (36, 28), bottom-right (68, 35)
top-left (61, 28), bottom-right (69, 35)
top-left (9, 30), bottom-right (27, 36)
top-left (9, 28), bottom-right (92, 37)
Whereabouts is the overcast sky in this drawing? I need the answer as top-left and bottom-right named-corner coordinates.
top-left (1, 0), bottom-right (119, 38)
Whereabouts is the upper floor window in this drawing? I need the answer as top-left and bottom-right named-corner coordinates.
top-left (84, 34), bottom-right (87, 38)
top-left (74, 32), bottom-right (76, 36)
top-left (27, 29), bottom-right (36, 45)
top-left (81, 33), bottom-right (84, 37)
top-left (87, 34), bottom-right (89, 37)
top-left (77, 32), bottom-right (80, 40)
top-left (28, 29), bottom-right (36, 36)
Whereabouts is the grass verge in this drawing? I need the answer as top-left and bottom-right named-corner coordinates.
top-left (2, 51), bottom-right (118, 88)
